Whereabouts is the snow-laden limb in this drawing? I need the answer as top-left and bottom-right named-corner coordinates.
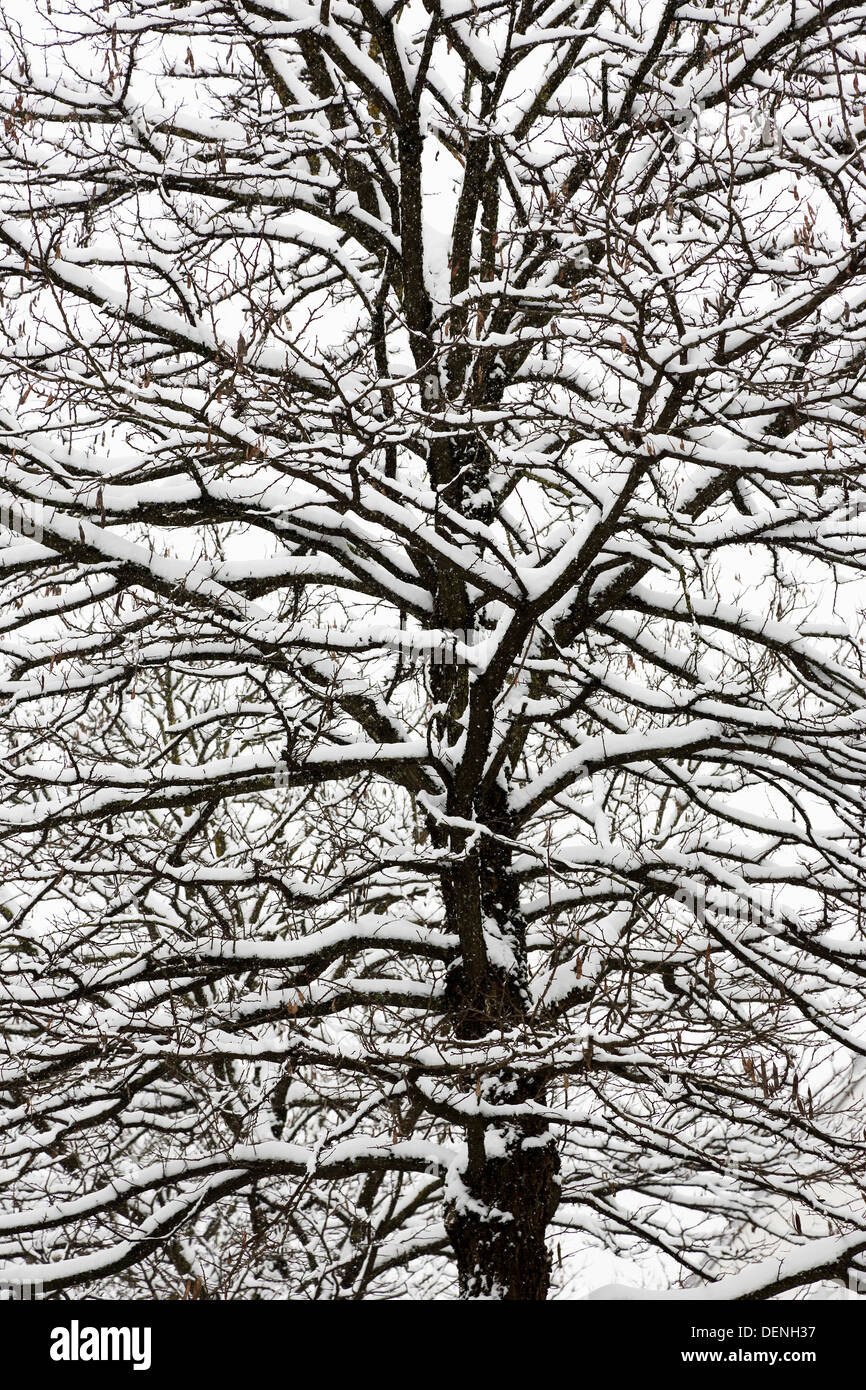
top-left (588, 1231), bottom-right (866, 1301)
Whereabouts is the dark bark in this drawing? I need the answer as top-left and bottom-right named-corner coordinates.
top-left (444, 1071), bottom-right (561, 1301)
top-left (443, 822), bottom-right (560, 1300)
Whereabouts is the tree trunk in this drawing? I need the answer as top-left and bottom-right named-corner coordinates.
top-left (445, 1107), bottom-right (560, 1300)
top-left (442, 824), bottom-right (560, 1299)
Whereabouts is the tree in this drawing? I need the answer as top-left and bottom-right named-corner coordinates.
top-left (0, 0), bottom-right (866, 1302)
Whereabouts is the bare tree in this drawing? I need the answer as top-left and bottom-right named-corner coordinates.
top-left (1, 0), bottom-right (866, 1301)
